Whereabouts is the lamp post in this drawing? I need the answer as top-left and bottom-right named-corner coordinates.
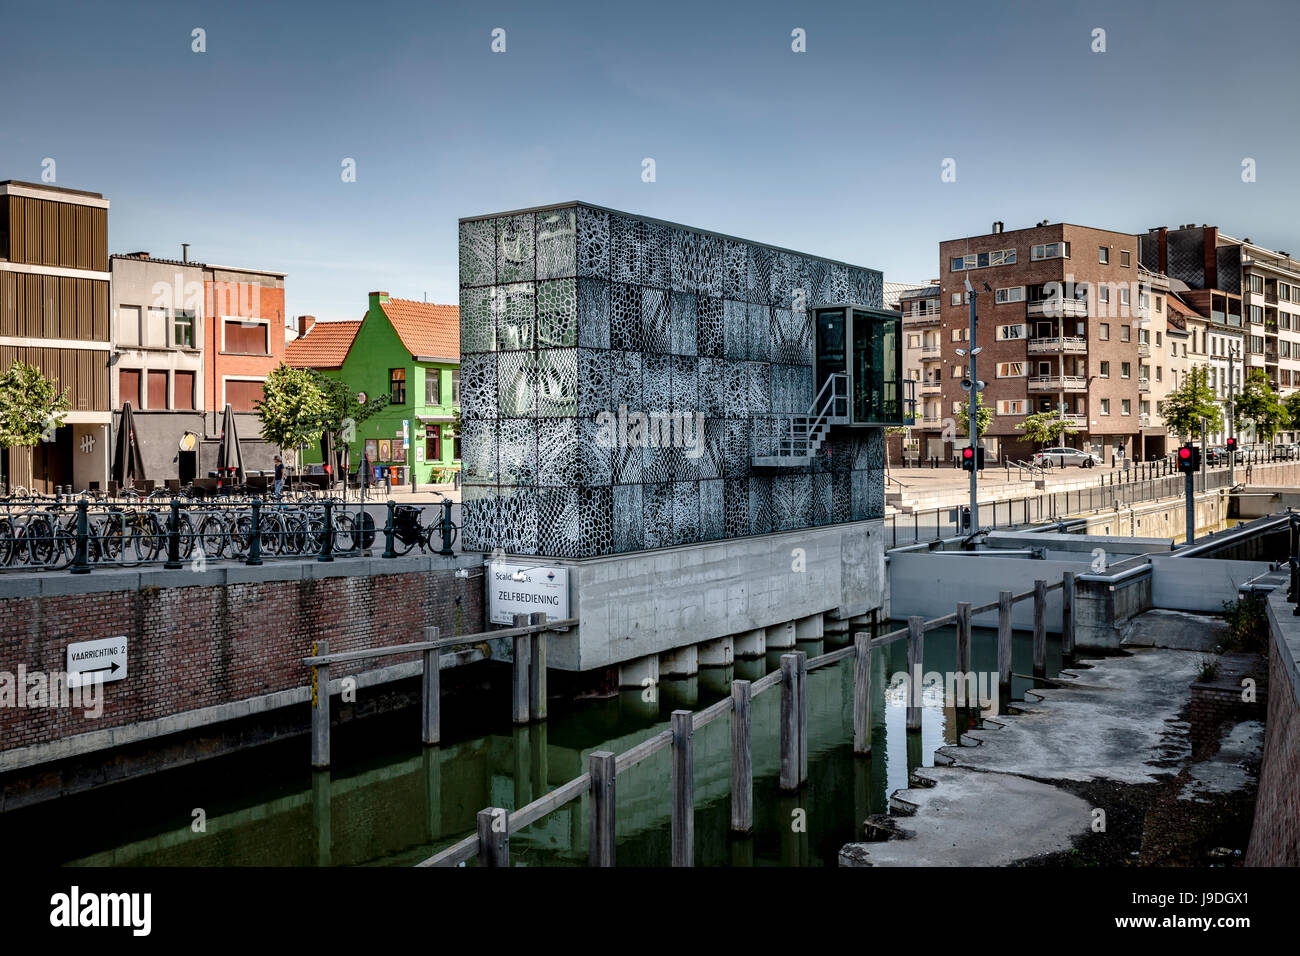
top-left (958, 278), bottom-right (988, 531)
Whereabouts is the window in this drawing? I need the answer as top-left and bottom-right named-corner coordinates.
top-left (1250, 275), bottom-right (1264, 294)
top-left (1121, 399), bottom-right (1131, 415)
top-left (1121, 362), bottom-right (1131, 378)
top-left (996, 362), bottom-right (1026, 377)
top-left (425, 368), bottom-right (441, 405)
top-left (1120, 250), bottom-right (1131, 267)
top-left (389, 368), bottom-right (407, 404)
top-left (451, 370), bottom-right (460, 404)
top-left (1281, 282), bottom-right (1291, 301)
top-left (1120, 288), bottom-right (1131, 307)
top-left (1282, 341), bottom-right (1292, 358)
top-left (1139, 293), bottom-right (1150, 311)
top-left (146, 307), bottom-right (167, 347)
top-left (1156, 297), bottom-right (1163, 313)
top-left (996, 323), bottom-right (1026, 340)
top-left (996, 400), bottom-right (1028, 415)
top-left (174, 310), bottom-right (195, 348)
top-left (1156, 366), bottom-right (1163, 381)
top-left (950, 249), bottom-right (1015, 271)
top-left (1100, 361), bottom-right (1110, 377)
top-left (1099, 287), bottom-right (1111, 304)
top-left (907, 334), bottom-right (921, 348)
top-left (1099, 247), bottom-right (1110, 264)
top-left (174, 371), bottom-right (195, 410)
top-left (1099, 323), bottom-right (1110, 340)
top-left (1250, 305), bottom-right (1263, 323)
top-left (1100, 399), bottom-right (1111, 415)
top-left (225, 379), bottom-right (264, 412)
top-left (224, 320), bottom-right (268, 354)
top-left (119, 305), bottom-right (141, 347)
top-left (950, 328), bottom-right (968, 342)
top-left (119, 369), bottom-right (141, 406)
top-left (951, 364), bottom-right (964, 378)
top-left (950, 292), bottom-right (963, 306)
top-left (146, 370), bottom-right (167, 409)
top-left (1031, 242), bottom-right (1070, 260)
top-left (995, 286), bottom-right (1025, 304)
top-left (1121, 325), bottom-right (1131, 342)
top-left (1156, 331), bottom-right (1161, 345)
top-left (425, 424), bottom-right (440, 462)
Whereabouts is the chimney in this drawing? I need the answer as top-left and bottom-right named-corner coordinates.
top-left (182, 243), bottom-right (190, 263)
top-left (1156, 226), bottom-right (1168, 275)
top-left (130, 251), bottom-right (150, 259)
top-left (298, 315), bottom-right (316, 339)
top-left (1204, 226), bottom-right (1218, 290)
top-left (368, 291), bottom-right (391, 313)
top-left (992, 221), bottom-right (1004, 234)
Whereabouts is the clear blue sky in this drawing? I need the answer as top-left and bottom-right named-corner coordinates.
top-left (3, 0), bottom-right (1296, 321)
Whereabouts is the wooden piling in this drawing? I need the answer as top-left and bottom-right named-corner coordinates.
top-left (1033, 579), bottom-right (1047, 676)
top-left (779, 654), bottom-right (800, 790)
top-left (477, 807), bottom-right (509, 867)
top-left (670, 710), bottom-right (694, 867)
top-left (797, 650), bottom-right (808, 785)
top-left (998, 590), bottom-right (1013, 697)
top-left (1062, 571), bottom-right (1076, 659)
top-left (421, 626), bottom-right (441, 745)
top-left (311, 639), bottom-right (330, 769)
top-left (528, 611), bottom-right (548, 721)
top-left (730, 680), bottom-right (753, 834)
top-left (906, 616), bottom-right (923, 732)
top-left (588, 750), bottom-right (616, 867)
top-left (852, 632), bottom-right (872, 755)
top-left (956, 602), bottom-right (972, 674)
top-left (512, 613), bottom-right (530, 725)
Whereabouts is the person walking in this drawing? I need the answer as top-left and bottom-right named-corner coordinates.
top-left (273, 455), bottom-right (284, 498)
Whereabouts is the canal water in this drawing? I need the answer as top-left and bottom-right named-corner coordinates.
top-left (3, 626), bottom-right (1064, 867)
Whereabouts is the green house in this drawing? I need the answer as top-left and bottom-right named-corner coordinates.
top-left (285, 292), bottom-right (460, 484)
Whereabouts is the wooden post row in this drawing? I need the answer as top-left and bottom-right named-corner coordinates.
top-left (422, 626), bottom-right (440, 746)
top-left (998, 590), bottom-right (1013, 696)
top-left (529, 611), bottom-right (548, 722)
top-left (906, 616), bottom-right (923, 732)
top-left (311, 639), bottom-right (330, 769)
top-left (1033, 579), bottom-right (1047, 676)
top-left (512, 613), bottom-right (530, 725)
top-left (730, 680), bottom-right (753, 834)
top-left (1062, 571), bottom-right (1076, 659)
top-left (589, 750), bottom-right (616, 867)
top-left (671, 710), bottom-right (694, 867)
top-left (477, 807), bottom-right (509, 867)
top-left (852, 632), bottom-right (872, 755)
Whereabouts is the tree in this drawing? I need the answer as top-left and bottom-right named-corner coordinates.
top-left (0, 360), bottom-right (70, 449)
top-left (1235, 368), bottom-right (1289, 444)
top-left (1017, 409), bottom-right (1080, 449)
top-left (312, 370), bottom-right (390, 443)
top-left (884, 425), bottom-right (910, 473)
top-left (1161, 365), bottom-right (1223, 441)
top-left (1284, 391), bottom-right (1300, 434)
top-left (954, 393), bottom-right (991, 439)
top-left (255, 365), bottom-right (330, 465)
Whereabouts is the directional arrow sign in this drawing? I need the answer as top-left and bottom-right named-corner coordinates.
top-left (66, 636), bottom-right (128, 688)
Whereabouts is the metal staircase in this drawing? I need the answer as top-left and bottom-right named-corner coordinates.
top-left (752, 373), bottom-right (850, 467)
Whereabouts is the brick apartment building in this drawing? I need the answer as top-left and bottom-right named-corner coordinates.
top-left (919, 220), bottom-right (1167, 463)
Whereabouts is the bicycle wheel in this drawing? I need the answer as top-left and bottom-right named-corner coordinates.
top-left (332, 511), bottom-right (357, 553)
top-left (134, 513), bottom-right (165, 561)
top-left (197, 514), bottom-right (227, 559)
top-left (0, 517), bottom-right (15, 566)
top-left (24, 516), bottom-right (55, 566)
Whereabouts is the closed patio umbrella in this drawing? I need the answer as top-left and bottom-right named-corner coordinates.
top-left (216, 404), bottom-right (245, 486)
top-left (319, 429), bottom-right (336, 493)
top-left (111, 402), bottom-right (146, 488)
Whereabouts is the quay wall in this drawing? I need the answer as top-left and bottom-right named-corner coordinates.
top-left (1247, 589), bottom-right (1300, 865)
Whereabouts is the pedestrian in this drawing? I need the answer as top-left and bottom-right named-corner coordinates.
top-left (273, 455), bottom-right (284, 497)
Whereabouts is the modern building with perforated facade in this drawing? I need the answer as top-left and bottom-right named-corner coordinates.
top-left (457, 201), bottom-right (908, 560)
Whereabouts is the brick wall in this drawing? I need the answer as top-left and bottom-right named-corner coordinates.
top-left (0, 562), bottom-right (484, 759)
top-left (1246, 593), bottom-right (1300, 865)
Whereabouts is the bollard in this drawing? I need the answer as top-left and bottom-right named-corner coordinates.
top-left (165, 498), bottom-right (182, 569)
top-left (670, 710), bottom-right (694, 867)
top-left (730, 680), bottom-right (753, 833)
top-left (437, 500), bottom-right (455, 555)
top-left (512, 613), bottom-right (530, 725)
top-left (477, 808), bottom-right (509, 867)
top-left (382, 499), bottom-right (396, 559)
top-left (71, 498), bottom-right (91, 575)
top-left (589, 751), bottom-right (616, 867)
top-left (779, 653), bottom-right (802, 790)
top-left (528, 611), bottom-right (548, 721)
top-left (852, 632), bottom-right (872, 755)
top-left (422, 625), bottom-right (441, 745)
top-left (906, 616), bottom-right (923, 732)
top-left (311, 639), bottom-right (330, 769)
top-left (318, 499), bottom-right (335, 562)
top-left (998, 591), bottom-right (1013, 698)
top-left (1033, 579), bottom-right (1047, 675)
top-left (245, 498), bottom-right (263, 566)
top-left (1062, 571), bottom-right (1076, 658)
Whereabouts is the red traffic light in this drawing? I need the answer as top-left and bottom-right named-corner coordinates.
top-left (962, 447), bottom-right (974, 459)
top-left (1178, 447), bottom-right (1192, 460)
top-left (1225, 437), bottom-right (1236, 448)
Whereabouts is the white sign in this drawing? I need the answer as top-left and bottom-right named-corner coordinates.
top-left (66, 636), bottom-right (127, 687)
top-left (403, 419), bottom-right (410, 449)
top-left (488, 563), bottom-right (569, 625)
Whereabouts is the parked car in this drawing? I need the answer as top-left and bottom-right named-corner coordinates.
top-left (1204, 445), bottom-right (1244, 466)
top-left (1032, 447), bottom-right (1099, 468)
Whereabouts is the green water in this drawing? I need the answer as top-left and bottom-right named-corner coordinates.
top-left (2, 626), bottom-right (1063, 867)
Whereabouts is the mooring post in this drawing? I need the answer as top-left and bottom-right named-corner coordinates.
top-left (956, 601), bottom-right (972, 674)
top-left (670, 710), bottom-right (694, 867)
top-left (422, 625), bottom-right (441, 746)
top-left (477, 807), bottom-right (509, 867)
top-left (796, 649), bottom-right (808, 785)
top-left (588, 750), bottom-right (616, 867)
top-left (1062, 571), bottom-right (1076, 660)
top-left (311, 639), bottom-right (330, 769)
top-left (779, 653), bottom-right (800, 790)
top-left (730, 680), bottom-right (753, 834)
top-left (1033, 579), bottom-right (1047, 676)
top-left (512, 613), bottom-right (530, 725)
top-left (852, 632), bottom-right (873, 755)
top-left (528, 611), bottom-right (548, 722)
top-left (906, 616), bottom-right (923, 732)
top-left (164, 498), bottom-right (182, 569)
top-left (998, 590), bottom-right (1013, 698)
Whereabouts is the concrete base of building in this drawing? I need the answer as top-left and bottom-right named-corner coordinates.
top-left (659, 645), bottom-right (699, 678)
top-left (795, 614), bottom-right (824, 641)
top-left (698, 636), bottom-right (734, 667)
top-left (735, 628), bottom-right (766, 659)
top-left (618, 654), bottom-right (660, 690)
top-left (766, 621), bottom-right (797, 649)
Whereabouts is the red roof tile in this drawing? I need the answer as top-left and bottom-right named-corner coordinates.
top-left (284, 319), bottom-right (363, 368)
top-left (380, 298), bottom-right (459, 360)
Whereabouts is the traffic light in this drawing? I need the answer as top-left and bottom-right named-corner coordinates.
top-left (961, 446), bottom-right (975, 472)
top-left (1225, 436), bottom-right (1237, 453)
top-left (1177, 444), bottom-right (1200, 474)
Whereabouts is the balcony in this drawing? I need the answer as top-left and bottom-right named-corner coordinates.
top-left (920, 415), bottom-right (942, 426)
top-left (1028, 298), bottom-right (1089, 318)
top-left (920, 344), bottom-right (942, 359)
top-left (919, 381), bottom-right (942, 395)
top-left (1139, 413), bottom-right (1151, 428)
top-left (1027, 375), bottom-right (1087, 392)
top-left (1027, 336), bottom-right (1087, 354)
top-left (903, 308), bottom-right (942, 326)
top-left (1137, 342), bottom-right (1150, 357)
top-left (1060, 413), bottom-right (1087, 427)
top-left (1138, 377), bottom-right (1150, 393)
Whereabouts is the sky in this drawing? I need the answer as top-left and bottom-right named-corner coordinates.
top-left (2, 0), bottom-right (1297, 324)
